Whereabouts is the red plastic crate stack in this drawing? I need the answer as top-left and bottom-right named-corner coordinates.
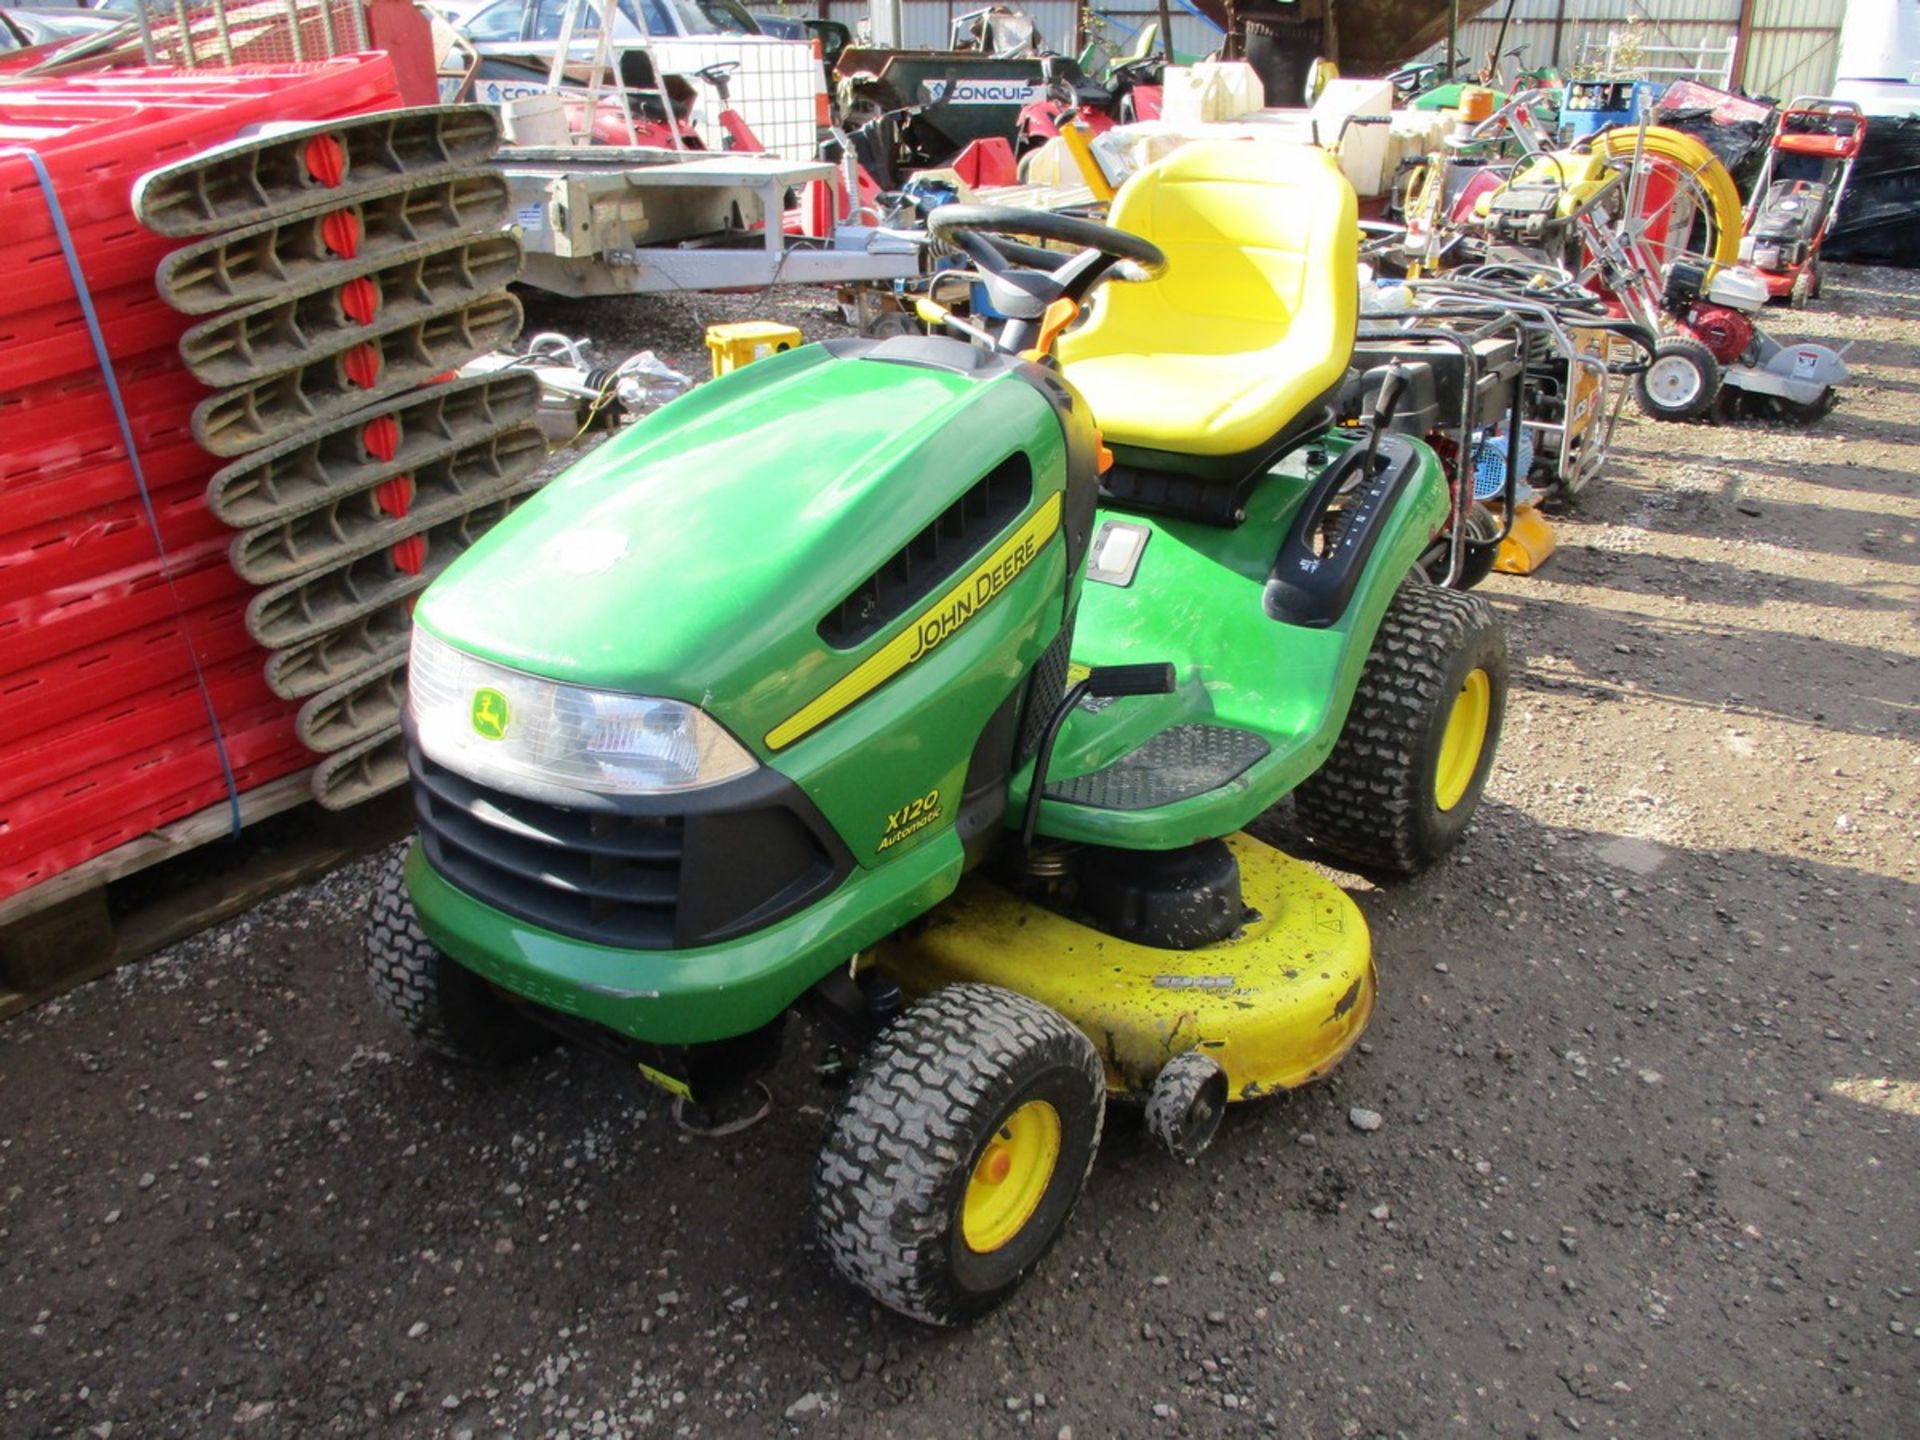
top-left (0, 56), bottom-right (404, 903)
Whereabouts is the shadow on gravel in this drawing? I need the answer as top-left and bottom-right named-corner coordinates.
top-left (1817, 335), bottom-right (1920, 373)
top-left (1497, 594), bottom-right (1917, 742)
top-left (1536, 546), bottom-right (1914, 613)
top-left (1772, 410), bottom-right (1920, 450)
top-left (1720, 455), bottom-right (1920, 501)
top-left (1558, 465), bottom-right (1920, 565)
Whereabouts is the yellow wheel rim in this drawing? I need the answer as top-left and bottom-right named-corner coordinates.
top-left (961, 1100), bottom-right (1062, 1254)
top-left (1434, 668), bottom-right (1491, 812)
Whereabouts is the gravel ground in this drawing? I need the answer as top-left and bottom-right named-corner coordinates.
top-left (2, 265), bottom-right (1916, 1440)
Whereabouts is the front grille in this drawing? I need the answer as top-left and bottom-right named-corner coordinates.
top-left (412, 750), bottom-right (684, 949)
top-left (409, 742), bottom-right (854, 951)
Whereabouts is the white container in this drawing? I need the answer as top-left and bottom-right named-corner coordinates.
top-left (1161, 61), bottom-right (1267, 126)
top-left (1208, 61), bottom-right (1266, 118)
top-left (1337, 117), bottom-right (1393, 196)
top-left (501, 94), bottom-right (570, 147)
top-left (1312, 76), bottom-right (1395, 134)
top-left (1706, 266), bottom-right (1772, 312)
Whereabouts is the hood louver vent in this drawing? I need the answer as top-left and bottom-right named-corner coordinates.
top-left (818, 452), bottom-right (1034, 650)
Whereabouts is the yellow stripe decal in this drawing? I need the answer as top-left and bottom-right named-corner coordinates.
top-left (766, 492), bottom-right (1063, 751)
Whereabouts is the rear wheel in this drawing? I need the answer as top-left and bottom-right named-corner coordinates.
top-left (365, 848), bottom-right (553, 1067)
top-left (1633, 336), bottom-right (1721, 422)
top-left (1292, 581), bottom-right (1509, 874)
top-left (815, 984), bottom-right (1105, 1325)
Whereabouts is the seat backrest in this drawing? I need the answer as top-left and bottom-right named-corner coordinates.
top-left (1072, 141), bottom-right (1358, 355)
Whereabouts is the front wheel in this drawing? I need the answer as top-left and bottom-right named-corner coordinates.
top-left (814, 984), bottom-right (1105, 1325)
top-left (1292, 581), bottom-right (1509, 874)
top-left (1144, 1050), bottom-right (1228, 1160)
top-left (1633, 335), bottom-right (1721, 422)
top-left (1789, 266), bottom-right (1814, 309)
top-left (365, 848), bottom-right (554, 1067)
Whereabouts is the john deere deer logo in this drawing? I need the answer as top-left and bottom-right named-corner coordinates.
top-left (471, 688), bottom-right (509, 740)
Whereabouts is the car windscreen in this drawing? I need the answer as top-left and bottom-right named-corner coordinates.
top-left (516, 0), bottom-right (642, 39)
top-left (662, 0), bottom-right (757, 35)
top-left (751, 13), bottom-right (803, 39)
top-left (21, 11), bottom-right (119, 36)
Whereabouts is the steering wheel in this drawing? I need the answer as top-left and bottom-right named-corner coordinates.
top-left (913, 206), bottom-right (1167, 354)
top-left (927, 204), bottom-right (1167, 333)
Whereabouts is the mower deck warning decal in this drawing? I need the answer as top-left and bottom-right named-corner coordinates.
top-left (766, 493), bottom-right (1062, 751)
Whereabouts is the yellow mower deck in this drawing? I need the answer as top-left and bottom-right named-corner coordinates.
top-left (877, 834), bottom-right (1373, 1102)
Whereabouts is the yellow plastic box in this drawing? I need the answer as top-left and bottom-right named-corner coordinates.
top-left (704, 321), bottom-right (802, 377)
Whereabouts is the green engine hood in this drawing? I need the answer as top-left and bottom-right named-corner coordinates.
top-left (414, 342), bottom-right (1067, 759)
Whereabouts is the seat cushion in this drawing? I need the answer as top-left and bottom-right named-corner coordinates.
top-left (1063, 330), bottom-right (1335, 456)
top-left (1057, 141), bottom-right (1358, 459)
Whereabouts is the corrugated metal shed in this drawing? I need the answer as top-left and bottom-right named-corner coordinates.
top-left (1743, 0), bottom-right (1848, 100)
top-left (791, 1), bottom-right (1843, 104)
top-left (1430, 0), bottom-right (1842, 99)
top-left (1438, 0), bottom-right (1736, 78)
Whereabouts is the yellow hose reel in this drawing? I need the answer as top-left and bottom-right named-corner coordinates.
top-left (1591, 125), bottom-right (1744, 269)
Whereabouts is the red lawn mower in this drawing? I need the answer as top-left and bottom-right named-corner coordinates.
top-left (1741, 96), bottom-right (1866, 307)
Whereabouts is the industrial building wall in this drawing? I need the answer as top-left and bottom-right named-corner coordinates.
top-left (1740, 0), bottom-right (1849, 100)
top-left (1437, 0), bottom-right (1845, 101)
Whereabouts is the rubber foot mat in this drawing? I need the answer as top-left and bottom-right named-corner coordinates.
top-left (1044, 725), bottom-right (1271, 811)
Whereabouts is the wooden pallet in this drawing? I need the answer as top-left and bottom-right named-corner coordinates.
top-left (0, 772), bottom-right (413, 1021)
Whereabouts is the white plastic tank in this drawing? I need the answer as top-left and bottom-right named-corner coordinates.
top-left (1833, 0), bottom-right (1920, 115)
top-left (1706, 266), bottom-right (1773, 312)
top-left (1160, 62), bottom-right (1266, 126)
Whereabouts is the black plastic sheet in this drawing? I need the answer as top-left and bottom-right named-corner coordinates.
top-left (1824, 113), bottom-right (1920, 266)
top-left (1653, 106), bottom-right (1772, 192)
top-left (1653, 81), bottom-right (1775, 194)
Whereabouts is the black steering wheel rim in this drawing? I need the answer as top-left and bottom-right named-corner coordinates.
top-left (927, 204), bottom-right (1168, 280)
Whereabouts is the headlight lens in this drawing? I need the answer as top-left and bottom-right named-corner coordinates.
top-left (408, 628), bottom-right (758, 796)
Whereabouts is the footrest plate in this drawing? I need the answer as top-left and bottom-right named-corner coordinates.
top-left (1044, 724), bottom-right (1269, 811)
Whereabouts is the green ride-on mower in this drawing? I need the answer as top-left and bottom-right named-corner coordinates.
top-left (366, 141), bottom-right (1509, 1324)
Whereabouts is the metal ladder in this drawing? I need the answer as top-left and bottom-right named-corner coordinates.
top-left (545, 0), bottom-right (685, 150)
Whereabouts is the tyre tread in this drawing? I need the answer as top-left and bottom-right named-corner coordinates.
top-left (364, 847), bottom-right (546, 1066)
top-left (1293, 582), bottom-right (1503, 874)
top-left (814, 984), bottom-right (1104, 1325)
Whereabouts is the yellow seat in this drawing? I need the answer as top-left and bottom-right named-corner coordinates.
top-left (1056, 141), bottom-right (1359, 463)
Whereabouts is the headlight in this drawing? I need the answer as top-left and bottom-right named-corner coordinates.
top-left (408, 628), bottom-right (758, 797)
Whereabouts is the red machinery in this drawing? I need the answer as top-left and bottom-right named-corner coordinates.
top-left (1741, 97), bottom-right (1867, 306)
top-left (1013, 51), bottom-right (1162, 157)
